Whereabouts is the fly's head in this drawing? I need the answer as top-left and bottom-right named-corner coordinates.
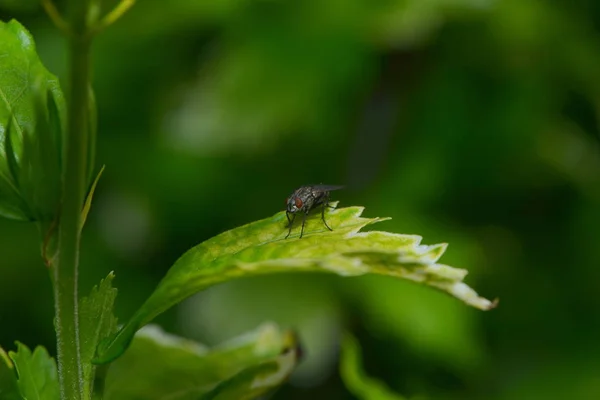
top-left (286, 195), bottom-right (304, 214)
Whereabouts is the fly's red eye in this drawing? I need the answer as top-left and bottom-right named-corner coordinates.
top-left (285, 198), bottom-right (289, 205)
top-left (295, 198), bottom-right (303, 208)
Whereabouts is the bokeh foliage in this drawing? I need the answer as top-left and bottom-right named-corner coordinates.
top-left (1, 0), bottom-right (599, 399)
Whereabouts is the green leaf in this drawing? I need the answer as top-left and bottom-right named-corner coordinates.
top-left (95, 205), bottom-right (496, 364)
top-left (79, 272), bottom-right (118, 398)
top-left (340, 333), bottom-right (406, 400)
top-left (103, 323), bottom-right (299, 400)
top-left (0, 19), bottom-right (66, 222)
top-left (200, 342), bottom-right (299, 400)
top-left (81, 165), bottom-right (105, 230)
top-left (8, 343), bottom-right (59, 400)
top-left (0, 347), bottom-right (21, 400)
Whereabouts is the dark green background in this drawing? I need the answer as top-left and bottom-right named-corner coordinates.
top-left (2, 0), bottom-right (600, 398)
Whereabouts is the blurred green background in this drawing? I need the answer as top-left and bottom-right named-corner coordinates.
top-left (2, 0), bottom-right (600, 398)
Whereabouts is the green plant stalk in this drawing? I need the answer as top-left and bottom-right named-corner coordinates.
top-left (53, 13), bottom-right (92, 400)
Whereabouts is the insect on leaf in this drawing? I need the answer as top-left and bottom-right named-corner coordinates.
top-left (94, 204), bottom-right (496, 364)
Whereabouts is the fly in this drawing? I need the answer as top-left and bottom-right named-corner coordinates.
top-left (285, 184), bottom-right (344, 239)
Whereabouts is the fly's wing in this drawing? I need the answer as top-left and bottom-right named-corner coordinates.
top-left (310, 184), bottom-right (344, 206)
top-left (310, 184), bottom-right (344, 192)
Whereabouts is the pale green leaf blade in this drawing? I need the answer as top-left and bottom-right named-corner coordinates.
top-left (79, 272), bottom-right (118, 398)
top-left (95, 205), bottom-right (496, 364)
top-left (340, 333), bottom-right (406, 400)
top-left (8, 343), bottom-right (59, 400)
top-left (0, 347), bottom-right (22, 400)
top-left (103, 323), bottom-right (299, 400)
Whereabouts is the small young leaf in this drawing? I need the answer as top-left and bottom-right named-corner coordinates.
top-left (103, 323), bottom-right (299, 400)
top-left (340, 333), bottom-right (405, 400)
top-left (8, 343), bottom-right (59, 400)
top-left (79, 272), bottom-right (118, 398)
top-left (81, 165), bottom-right (105, 230)
top-left (95, 205), bottom-right (496, 364)
top-left (0, 347), bottom-right (21, 400)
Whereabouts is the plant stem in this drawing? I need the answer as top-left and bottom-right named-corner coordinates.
top-left (40, 0), bottom-right (71, 36)
top-left (53, 3), bottom-right (92, 398)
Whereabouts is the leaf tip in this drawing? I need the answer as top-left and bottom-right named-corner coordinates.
top-left (490, 297), bottom-right (500, 309)
top-left (92, 323), bottom-right (136, 365)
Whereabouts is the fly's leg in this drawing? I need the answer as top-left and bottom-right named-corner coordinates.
top-left (300, 211), bottom-right (309, 239)
top-left (321, 193), bottom-right (333, 231)
top-left (325, 192), bottom-right (336, 210)
top-left (285, 212), bottom-right (295, 239)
